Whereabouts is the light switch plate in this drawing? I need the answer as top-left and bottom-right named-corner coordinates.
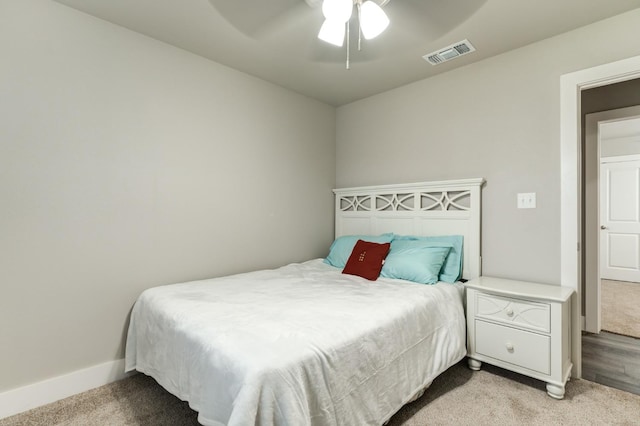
top-left (517, 193), bottom-right (536, 209)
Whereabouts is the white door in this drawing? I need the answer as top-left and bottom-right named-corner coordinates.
top-left (600, 159), bottom-right (640, 282)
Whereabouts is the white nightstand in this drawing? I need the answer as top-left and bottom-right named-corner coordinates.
top-left (465, 276), bottom-right (574, 399)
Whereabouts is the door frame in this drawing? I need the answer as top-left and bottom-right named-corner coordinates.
top-left (560, 54), bottom-right (640, 378)
top-left (584, 108), bottom-right (640, 334)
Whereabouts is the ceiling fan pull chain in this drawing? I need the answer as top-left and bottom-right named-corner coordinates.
top-left (346, 20), bottom-right (351, 70)
top-left (357, 2), bottom-right (362, 51)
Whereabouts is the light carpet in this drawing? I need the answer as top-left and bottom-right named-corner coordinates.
top-left (602, 279), bottom-right (640, 339)
top-left (2, 361), bottom-right (640, 426)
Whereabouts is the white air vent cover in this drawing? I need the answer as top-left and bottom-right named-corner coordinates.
top-left (423, 39), bottom-right (476, 65)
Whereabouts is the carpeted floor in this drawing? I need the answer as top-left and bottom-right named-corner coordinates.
top-left (2, 361), bottom-right (640, 426)
top-left (601, 279), bottom-right (640, 339)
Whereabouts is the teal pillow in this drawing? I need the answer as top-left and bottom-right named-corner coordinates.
top-left (392, 235), bottom-right (464, 283)
top-left (324, 233), bottom-right (394, 268)
top-left (380, 245), bottom-right (451, 284)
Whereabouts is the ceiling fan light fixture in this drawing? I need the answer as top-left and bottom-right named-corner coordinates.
top-left (359, 1), bottom-right (389, 40)
top-left (318, 19), bottom-right (346, 47)
top-left (322, 0), bottom-right (353, 23)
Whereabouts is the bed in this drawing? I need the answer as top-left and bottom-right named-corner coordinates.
top-left (125, 178), bottom-right (485, 426)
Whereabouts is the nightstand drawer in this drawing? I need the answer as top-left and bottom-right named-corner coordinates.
top-left (476, 293), bottom-right (550, 333)
top-left (475, 320), bottom-right (550, 375)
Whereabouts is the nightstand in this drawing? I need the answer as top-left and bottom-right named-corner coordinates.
top-left (465, 276), bottom-right (574, 399)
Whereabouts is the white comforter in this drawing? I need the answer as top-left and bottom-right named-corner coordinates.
top-left (125, 259), bottom-right (466, 426)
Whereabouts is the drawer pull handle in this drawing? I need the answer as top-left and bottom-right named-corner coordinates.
top-left (506, 307), bottom-right (514, 317)
top-left (505, 342), bottom-right (514, 352)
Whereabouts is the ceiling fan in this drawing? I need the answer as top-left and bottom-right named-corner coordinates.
top-left (208, 0), bottom-right (487, 67)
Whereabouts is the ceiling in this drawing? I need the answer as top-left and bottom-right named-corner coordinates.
top-left (53, 0), bottom-right (640, 106)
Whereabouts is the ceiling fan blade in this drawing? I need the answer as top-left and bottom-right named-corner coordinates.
top-left (208, 0), bottom-right (311, 39)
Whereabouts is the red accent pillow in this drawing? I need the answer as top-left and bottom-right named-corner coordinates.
top-left (342, 240), bottom-right (391, 281)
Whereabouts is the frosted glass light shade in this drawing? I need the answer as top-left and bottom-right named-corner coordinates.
top-left (318, 19), bottom-right (346, 46)
top-left (322, 0), bottom-right (353, 23)
top-left (360, 1), bottom-right (389, 39)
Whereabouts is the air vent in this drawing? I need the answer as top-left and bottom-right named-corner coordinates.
top-left (423, 39), bottom-right (476, 66)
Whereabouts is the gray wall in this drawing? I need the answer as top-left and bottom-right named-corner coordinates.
top-left (336, 8), bottom-right (640, 286)
top-left (600, 118), bottom-right (640, 157)
top-left (0, 0), bottom-right (336, 392)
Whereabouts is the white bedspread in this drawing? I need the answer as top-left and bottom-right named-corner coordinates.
top-left (125, 259), bottom-right (466, 426)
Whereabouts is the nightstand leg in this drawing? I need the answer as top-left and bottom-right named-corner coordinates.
top-left (468, 358), bottom-right (482, 371)
top-left (546, 383), bottom-right (565, 400)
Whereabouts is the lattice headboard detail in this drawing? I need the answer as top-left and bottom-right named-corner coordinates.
top-left (334, 178), bottom-right (485, 280)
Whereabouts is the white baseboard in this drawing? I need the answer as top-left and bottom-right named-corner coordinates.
top-left (0, 359), bottom-right (135, 420)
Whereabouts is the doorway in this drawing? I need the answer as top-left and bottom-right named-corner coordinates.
top-left (600, 153), bottom-right (640, 339)
top-left (560, 56), bottom-right (640, 380)
top-left (584, 107), bottom-right (640, 337)
top-left (576, 80), bottom-right (640, 396)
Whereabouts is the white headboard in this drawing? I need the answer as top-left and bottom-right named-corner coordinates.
top-left (333, 178), bottom-right (485, 280)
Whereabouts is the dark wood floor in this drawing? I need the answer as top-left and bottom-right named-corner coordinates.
top-left (582, 331), bottom-right (640, 395)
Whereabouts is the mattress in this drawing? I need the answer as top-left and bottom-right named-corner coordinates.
top-left (125, 259), bottom-right (466, 426)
